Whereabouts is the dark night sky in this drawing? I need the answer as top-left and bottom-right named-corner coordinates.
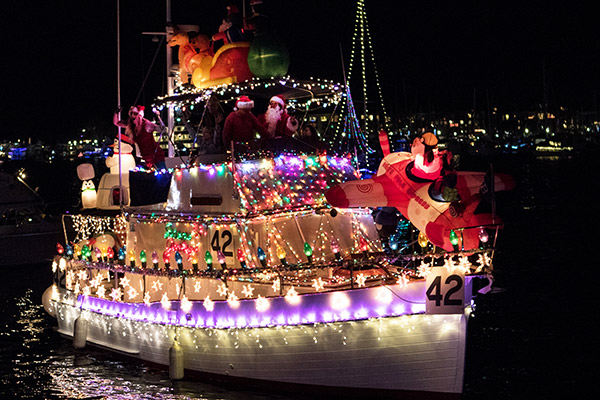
top-left (3, 0), bottom-right (599, 143)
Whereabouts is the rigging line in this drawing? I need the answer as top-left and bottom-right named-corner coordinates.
top-left (134, 35), bottom-right (166, 106)
top-left (382, 284), bottom-right (425, 304)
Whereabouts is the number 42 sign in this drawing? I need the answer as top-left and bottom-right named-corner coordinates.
top-left (425, 267), bottom-right (465, 314)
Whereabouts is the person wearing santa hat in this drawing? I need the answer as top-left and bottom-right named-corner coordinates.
top-left (212, 4), bottom-right (246, 46)
top-left (113, 105), bottom-right (166, 169)
top-left (258, 95), bottom-right (299, 138)
top-left (222, 95), bottom-right (269, 149)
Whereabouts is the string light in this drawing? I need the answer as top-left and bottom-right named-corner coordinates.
top-left (205, 251), bottom-right (213, 271)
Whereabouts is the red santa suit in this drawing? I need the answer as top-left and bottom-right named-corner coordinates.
top-left (113, 105), bottom-right (165, 168)
top-left (258, 95), bottom-right (298, 137)
top-left (222, 96), bottom-right (269, 148)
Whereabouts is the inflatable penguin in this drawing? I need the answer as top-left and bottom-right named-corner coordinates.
top-left (76, 163), bottom-right (97, 209)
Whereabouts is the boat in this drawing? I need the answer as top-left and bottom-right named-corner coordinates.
top-left (0, 169), bottom-right (62, 266)
top-left (42, 3), bottom-right (513, 398)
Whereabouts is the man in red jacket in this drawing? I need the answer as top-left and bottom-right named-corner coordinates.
top-left (222, 95), bottom-right (269, 150)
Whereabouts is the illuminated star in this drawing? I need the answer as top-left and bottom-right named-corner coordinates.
top-left (271, 279), bottom-right (280, 294)
top-left (217, 283), bottom-right (228, 297)
top-left (286, 286), bottom-right (298, 298)
top-left (203, 296), bottom-right (214, 312)
top-left (242, 284), bottom-right (255, 298)
top-left (397, 274), bottom-right (409, 287)
top-left (255, 295), bottom-right (270, 312)
top-left (312, 277), bottom-right (325, 292)
top-left (119, 276), bottom-right (131, 288)
top-left (89, 276), bottom-right (100, 288)
top-left (181, 295), bottom-right (192, 313)
top-left (151, 280), bottom-right (163, 292)
top-left (66, 271), bottom-right (75, 289)
top-left (355, 273), bottom-right (367, 288)
top-left (82, 285), bottom-right (91, 297)
top-left (110, 287), bottom-right (123, 301)
top-left (478, 253), bottom-right (491, 267)
top-left (96, 285), bottom-right (106, 298)
top-left (443, 257), bottom-right (456, 272)
top-left (284, 286), bottom-right (301, 305)
top-left (458, 255), bottom-right (471, 274)
top-left (160, 292), bottom-right (171, 309)
top-left (77, 269), bottom-right (88, 281)
top-left (127, 287), bottom-right (138, 299)
top-left (227, 291), bottom-right (239, 308)
top-left (193, 280), bottom-right (202, 293)
top-left (143, 292), bottom-right (151, 306)
top-left (417, 261), bottom-right (432, 277)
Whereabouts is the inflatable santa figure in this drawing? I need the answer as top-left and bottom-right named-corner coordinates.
top-left (106, 134), bottom-right (136, 175)
top-left (258, 95), bottom-right (298, 137)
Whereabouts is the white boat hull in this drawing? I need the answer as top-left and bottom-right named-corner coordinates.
top-left (53, 287), bottom-right (468, 396)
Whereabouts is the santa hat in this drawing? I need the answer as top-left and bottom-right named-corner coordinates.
top-left (270, 95), bottom-right (286, 108)
top-left (235, 95), bottom-right (254, 110)
top-left (110, 133), bottom-right (134, 146)
top-left (130, 105), bottom-right (145, 112)
top-left (129, 105), bottom-right (145, 116)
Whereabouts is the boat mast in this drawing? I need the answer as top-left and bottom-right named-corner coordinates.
top-left (117, 0), bottom-right (124, 212)
top-left (166, 0), bottom-right (175, 158)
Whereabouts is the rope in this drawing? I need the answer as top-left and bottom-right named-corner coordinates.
top-left (134, 35), bottom-right (166, 106)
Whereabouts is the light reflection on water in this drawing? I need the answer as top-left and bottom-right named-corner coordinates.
top-left (1, 278), bottom-right (285, 400)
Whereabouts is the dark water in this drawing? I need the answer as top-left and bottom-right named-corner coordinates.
top-left (1, 153), bottom-right (595, 399)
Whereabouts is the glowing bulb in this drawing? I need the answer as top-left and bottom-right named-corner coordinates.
top-left (359, 237), bottom-right (368, 252)
top-left (479, 227), bottom-right (489, 243)
top-left (417, 232), bottom-right (429, 248)
top-left (65, 244), bottom-right (73, 258)
top-left (118, 247), bottom-right (126, 262)
top-left (205, 251), bottom-right (213, 270)
top-left (257, 247), bottom-right (267, 267)
top-left (56, 243), bottom-right (64, 255)
top-left (276, 244), bottom-right (286, 263)
top-left (82, 245), bottom-right (91, 260)
top-left (151, 251), bottom-right (159, 269)
top-left (217, 250), bottom-right (226, 267)
top-left (106, 246), bottom-right (114, 260)
top-left (449, 230), bottom-right (459, 247)
top-left (175, 251), bottom-right (183, 271)
top-left (303, 242), bottom-right (313, 257)
top-left (94, 246), bottom-right (102, 261)
top-left (237, 248), bottom-right (247, 269)
top-left (330, 238), bottom-right (341, 260)
top-left (129, 248), bottom-right (136, 267)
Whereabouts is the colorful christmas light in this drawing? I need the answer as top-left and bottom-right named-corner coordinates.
top-left (205, 251), bottom-right (213, 271)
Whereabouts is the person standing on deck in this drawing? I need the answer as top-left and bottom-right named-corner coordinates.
top-left (113, 105), bottom-right (166, 170)
top-left (222, 96), bottom-right (269, 150)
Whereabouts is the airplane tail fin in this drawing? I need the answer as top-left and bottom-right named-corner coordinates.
top-left (378, 130), bottom-right (390, 157)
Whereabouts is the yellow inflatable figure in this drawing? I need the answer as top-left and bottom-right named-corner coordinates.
top-left (191, 42), bottom-right (253, 89)
top-left (168, 31), bottom-right (213, 86)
